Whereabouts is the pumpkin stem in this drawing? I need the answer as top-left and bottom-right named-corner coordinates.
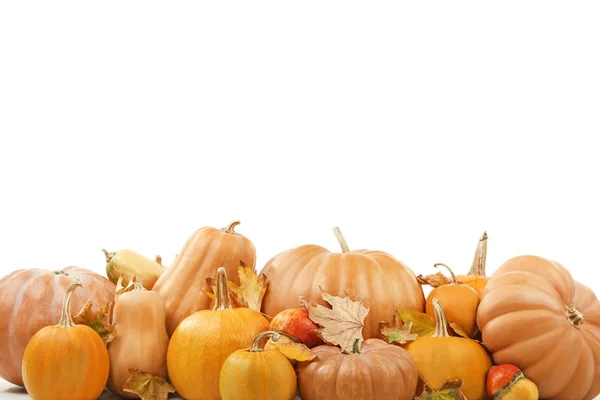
top-left (249, 330), bottom-right (282, 352)
top-left (155, 255), bottom-right (162, 265)
top-left (133, 278), bottom-right (147, 291)
top-left (431, 298), bottom-right (451, 338)
top-left (565, 305), bottom-right (585, 328)
top-left (56, 278), bottom-right (83, 328)
top-left (468, 231), bottom-right (488, 276)
top-left (351, 338), bottom-right (361, 354)
top-left (102, 249), bottom-right (115, 263)
top-left (213, 267), bottom-right (232, 311)
top-left (433, 263), bottom-right (458, 285)
top-left (333, 227), bottom-right (350, 253)
top-left (223, 221), bottom-right (241, 234)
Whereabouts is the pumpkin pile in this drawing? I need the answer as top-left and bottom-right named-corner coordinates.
top-left (0, 222), bottom-right (598, 400)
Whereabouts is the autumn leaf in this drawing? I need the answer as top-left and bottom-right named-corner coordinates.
top-left (448, 322), bottom-right (470, 339)
top-left (122, 369), bottom-right (175, 400)
top-left (265, 334), bottom-right (316, 361)
top-left (115, 275), bottom-right (135, 298)
top-left (202, 277), bottom-right (218, 302)
top-left (414, 379), bottom-right (468, 400)
top-left (417, 272), bottom-right (456, 288)
top-left (73, 299), bottom-right (116, 344)
top-left (301, 290), bottom-right (369, 354)
top-left (228, 265), bottom-right (267, 311)
top-left (396, 309), bottom-right (436, 337)
top-left (379, 314), bottom-right (418, 345)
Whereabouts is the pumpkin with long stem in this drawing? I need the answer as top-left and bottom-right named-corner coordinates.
top-left (219, 330), bottom-right (297, 400)
top-left (22, 278), bottom-right (110, 400)
top-left (405, 297), bottom-right (492, 400)
top-left (456, 231), bottom-right (489, 298)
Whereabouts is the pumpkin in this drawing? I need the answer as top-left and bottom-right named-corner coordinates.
top-left (153, 220), bottom-right (256, 335)
top-left (260, 227), bottom-right (425, 339)
top-left (103, 248), bottom-right (165, 289)
top-left (107, 279), bottom-right (169, 398)
top-left (476, 255), bottom-right (600, 400)
top-left (296, 338), bottom-right (419, 400)
top-left (22, 278), bottom-right (110, 400)
top-left (455, 231), bottom-right (489, 298)
top-left (0, 266), bottom-right (115, 386)
top-left (425, 263), bottom-right (481, 337)
top-left (167, 267), bottom-right (270, 400)
top-left (219, 330), bottom-right (297, 400)
top-left (405, 298), bottom-right (492, 400)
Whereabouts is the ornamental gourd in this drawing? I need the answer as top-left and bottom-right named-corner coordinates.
top-left (260, 227), bottom-right (425, 339)
top-left (153, 220), bottom-right (256, 335)
top-left (107, 279), bottom-right (169, 398)
top-left (219, 331), bottom-right (297, 400)
top-left (103, 248), bottom-right (165, 289)
top-left (405, 298), bottom-right (492, 400)
top-left (455, 231), bottom-right (489, 298)
top-left (22, 279), bottom-right (110, 400)
top-left (476, 255), bottom-right (600, 400)
top-left (0, 266), bottom-right (115, 386)
top-left (167, 267), bottom-right (270, 400)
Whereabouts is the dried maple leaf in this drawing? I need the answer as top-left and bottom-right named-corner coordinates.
top-left (414, 379), bottom-right (468, 400)
top-left (266, 334), bottom-right (316, 361)
top-left (379, 314), bottom-right (418, 345)
top-left (73, 299), bottom-right (116, 344)
top-left (202, 276), bottom-right (218, 302)
top-left (228, 265), bottom-right (267, 311)
top-left (396, 309), bottom-right (436, 337)
top-left (122, 369), bottom-right (175, 400)
top-left (301, 290), bottom-right (369, 354)
top-left (417, 272), bottom-right (456, 288)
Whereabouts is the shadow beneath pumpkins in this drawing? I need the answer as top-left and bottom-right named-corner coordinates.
top-left (99, 389), bottom-right (184, 399)
top-left (1, 386), bottom-right (27, 395)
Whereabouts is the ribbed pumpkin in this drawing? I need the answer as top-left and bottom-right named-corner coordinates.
top-left (476, 255), bottom-right (600, 400)
top-left (0, 266), bottom-right (115, 386)
top-left (260, 227), bottom-right (425, 339)
top-left (153, 220), bottom-right (256, 335)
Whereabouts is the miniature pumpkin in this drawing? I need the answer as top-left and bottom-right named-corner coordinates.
top-left (103, 248), bottom-right (165, 289)
top-left (405, 298), bottom-right (492, 400)
top-left (455, 231), bottom-right (489, 298)
top-left (219, 331), bottom-right (297, 400)
top-left (0, 266), bottom-right (115, 386)
top-left (260, 227), bottom-right (425, 339)
top-left (476, 255), bottom-right (600, 400)
top-left (22, 279), bottom-right (110, 400)
top-left (107, 279), bottom-right (169, 398)
top-left (153, 220), bottom-right (256, 335)
top-left (425, 263), bottom-right (481, 337)
top-left (167, 267), bottom-right (270, 400)
top-left (296, 338), bottom-right (419, 400)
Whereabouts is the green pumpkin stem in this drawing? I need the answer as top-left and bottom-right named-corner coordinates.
top-left (351, 338), bottom-right (361, 354)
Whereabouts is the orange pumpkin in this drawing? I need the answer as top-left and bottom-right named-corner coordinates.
top-left (22, 279), bottom-right (110, 400)
top-left (260, 227), bottom-right (425, 339)
top-left (476, 255), bottom-right (600, 400)
top-left (153, 220), bottom-right (256, 335)
top-left (0, 266), bottom-right (115, 386)
top-left (456, 231), bottom-right (489, 298)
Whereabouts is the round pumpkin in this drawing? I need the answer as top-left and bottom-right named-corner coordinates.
top-left (476, 255), bottom-right (600, 400)
top-left (260, 227), bottom-right (425, 339)
top-left (296, 338), bottom-right (418, 400)
top-left (0, 266), bottom-right (115, 386)
top-left (455, 231), bottom-right (488, 298)
top-left (153, 220), bottom-right (256, 336)
top-left (167, 267), bottom-right (270, 400)
top-left (219, 330), bottom-right (297, 400)
top-left (22, 278), bottom-right (110, 400)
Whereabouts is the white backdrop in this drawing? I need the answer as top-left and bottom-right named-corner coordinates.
top-left (1, 1), bottom-right (599, 399)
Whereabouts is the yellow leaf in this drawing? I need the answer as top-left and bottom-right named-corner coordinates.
top-left (379, 314), bottom-right (418, 345)
top-left (414, 379), bottom-right (468, 400)
top-left (122, 369), bottom-right (175, 400)
top-left (301, 290), bottom-right (369, 354)
top-left (73, 299), bottom-right (116, 344)
top-left (397, 309), bottom-right (436, 338)
top-left (228, 265), bottom-right (267, 311)
top-left (266, 334), bottom-right (316, 361)
top-left (202, 277), bottom-right (217, 302)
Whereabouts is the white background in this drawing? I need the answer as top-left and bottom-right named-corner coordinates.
top-left (1, 1), bottom-right (599, 399)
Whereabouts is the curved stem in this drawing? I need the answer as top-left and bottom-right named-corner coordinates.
top-left (351, 338), bottom-right (361, 354)
top-left (102, 249), bottom-right (115, 263)
top-left (332, 227), bottom-right (350, 253)
top-left (434, 263), bottom-right (458, 285)
top-left (155, 255), bottom-right (162, 265)
top-left (431, 298), bottom-right (451, 338)
top-left (223, 221), bottom-right (241, 234)
top-left (213, 267), bottom-right (232, 311)
top-left (468, 231), bottom-right (488, 276)
top-left (565, 305), bottom-right (585, 328)
top-left (56, 279), bottom-right (83, 328)
top-left (249, 330), bottom-right (281, 352)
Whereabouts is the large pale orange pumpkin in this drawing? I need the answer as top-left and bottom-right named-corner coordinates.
top-left (0, 266), bottom-right (115, 386)
top-left (153, 220), bottom-right (256, 336)
top-left (260, 227), bottom-right (425, 339)
top-left (476, 255), bottom-right (600, 400)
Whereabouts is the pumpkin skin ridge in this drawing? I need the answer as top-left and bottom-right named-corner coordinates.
top-left (7, 272), bottom-right (37, 376)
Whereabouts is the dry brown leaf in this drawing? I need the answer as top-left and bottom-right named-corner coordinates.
top-left (396, 309), bottom-right (436, 337)
top-left (414, 379), bottom-right (468, 400)
top-left (379, 314), bottom-right (418, 345)
top-left (417, 272), bottom-right (455, 288)
top-left (301, 290), bottom-right (369, 354)
top-left (115, 275), bottom-right (135, 298)
top-left (228, 265), bottom-right (267, 311)
top-left (448, 322), bottom-right (470, 339)
top-left (122, 369), bottom-right (175, 400)
top-left (266, 335), bottom-right (316, 361)
top-left (73, 299), bottom-right (116, 344)
top-left (202, 276), bottom-right (218, 302)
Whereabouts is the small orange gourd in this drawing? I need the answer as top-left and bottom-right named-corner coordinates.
top-left (107, 279), bottom-right (169, 398)
top-left (167, 267), bottom-right (270, 400)
top-left (22, 278), bottom-right (110, 400)
top-left (425, 263), bottom-right (480, 337)
top-left (456, 231), bottom-right (489, 298)
top-left (219, 331), bottom-right (297, 400)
